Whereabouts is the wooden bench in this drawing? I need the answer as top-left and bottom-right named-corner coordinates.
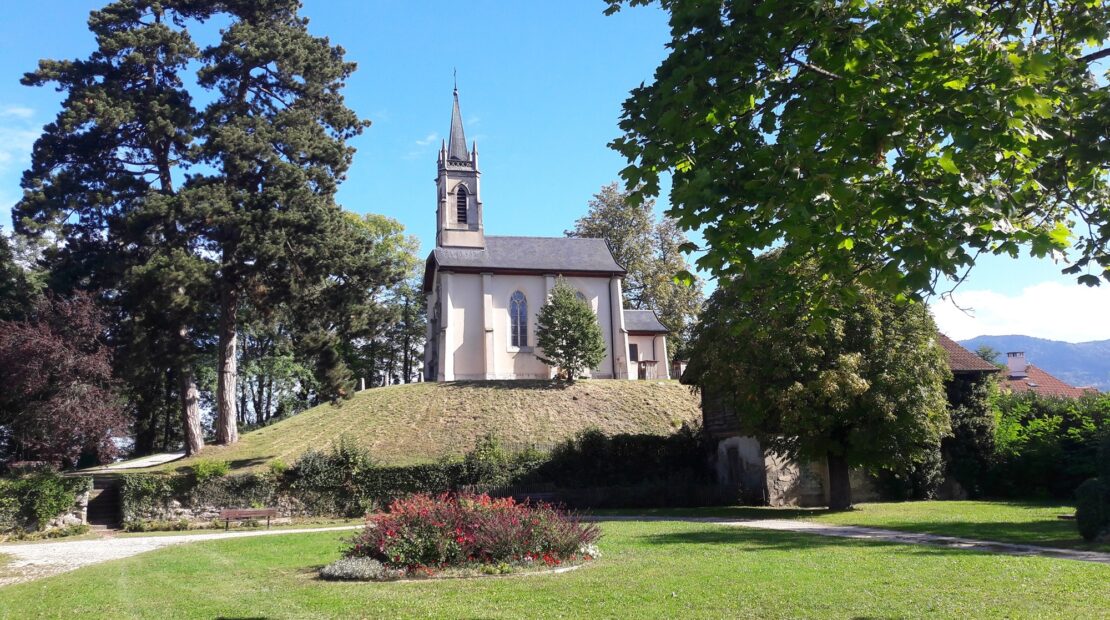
top-left (218, 508), bottom-right (278, 531)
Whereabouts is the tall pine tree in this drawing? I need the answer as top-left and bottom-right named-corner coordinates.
top-left (190, 0), bottom-right (369, 443)
top-left (16, 0), bottom-right (211, 455)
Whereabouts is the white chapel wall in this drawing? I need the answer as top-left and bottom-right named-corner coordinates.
top-left (447, 273), bottom-right (486, 379)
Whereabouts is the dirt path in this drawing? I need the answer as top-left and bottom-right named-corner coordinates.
top-left (0, 526), bottom-right (360, 587)
top-left (594, 516), bottom-right (1110, 565)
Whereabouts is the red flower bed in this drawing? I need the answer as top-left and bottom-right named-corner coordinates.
top-left (345, 493), bottom-right (600, 574)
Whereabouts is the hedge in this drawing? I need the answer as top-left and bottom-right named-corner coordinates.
top-left (0, 472), bottom-right (91, 533)
top-left (118, 428), bottom-right (716, 524)
top-left (988, 392), bottom-right (1109, 499)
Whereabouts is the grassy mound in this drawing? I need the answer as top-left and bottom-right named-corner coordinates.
top-left (143, 380), bottom-right (700, 473)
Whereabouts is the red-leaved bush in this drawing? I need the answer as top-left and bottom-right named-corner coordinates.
top-left (346, 493), bottom-right (600, 572)
top-left (0, 292), bottom-right (126, 467)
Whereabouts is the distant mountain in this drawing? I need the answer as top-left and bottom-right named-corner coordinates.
top-left (959, 335), bottom-right (1110, 392)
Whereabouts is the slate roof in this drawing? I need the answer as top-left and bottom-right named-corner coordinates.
top-left (624, 309), bottom-right (668, 333)
top-left (448, 88), bottom-right (469, 161)
top-left (938, 334), bottom-right (1000, 374)
top-left (1003, 365), bottom-right (1098, 399)
top-left (427, 235), bottom-right (625, 281)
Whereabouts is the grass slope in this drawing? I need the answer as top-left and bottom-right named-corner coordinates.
top-left (1, 520), bottom-right (1106, 618)
top-left (144, 380), bottom-right (700, 473)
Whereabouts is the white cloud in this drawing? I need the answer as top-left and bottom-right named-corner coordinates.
top-left (0, 105), bottom-right (34, 119)
top-left (931, 280), bottom-right (1110, 342)
top-left (414, 132), bottom-right (438, 146)
top-left (0, 105), bottom-right (37, 225)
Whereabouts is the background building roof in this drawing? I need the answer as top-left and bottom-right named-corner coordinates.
top-left (624, 309), bottom-right (668, 333)
top-left (938, 334), bottom-right (1000, 373)
top-left (1003, 365), bottom-right (1098, 398)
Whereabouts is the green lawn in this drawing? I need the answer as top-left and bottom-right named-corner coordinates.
top-left (596, 500), bottom-right (1109, 551)
top-left (0, 554), bottom-right (13, 581)
top-left (0, 520), bottom-right (1107, 619)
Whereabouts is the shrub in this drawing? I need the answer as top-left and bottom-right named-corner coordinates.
top-left (1075, 434), bottom-right (1110, 542)
top-left (319, 557), bottom-right (404, 581)
top-left (290, 435), bottom-right (375, 516)
top-left (4, 523), bottom-right (90, 541)
top-left (1075, 479), bottom-right (1107, 541)
top-left (119, 474), bottom-right (182, 523)
top-left (123, 519), bottom-right (191, 533)
top-left (191, 460), bottom-right (230, 484)
top-left (268, 459), bottom-right (289, 476)
top-left (988, 392), bottom-right (1108, 498)
top-left (942, 373), bottom-right (997, 497)
top-left (0, 472), bottom-right (90, 532)
top-left (345, 493), bottom-right (600, 575)
top-left (871, 445), bottom-right (945, 501)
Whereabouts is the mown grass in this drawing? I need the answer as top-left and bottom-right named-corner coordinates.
top-left (115, 380), bottom-right (698, 474)
top-left (0, 520), bottom-right (1106, 619)
top-left (597, 500), bottom-right (1110, 552)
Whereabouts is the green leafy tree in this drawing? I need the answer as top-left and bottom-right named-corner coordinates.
top-left (535, 279), bottom-right (608, 382)
top-left (568, 183), bottom-right (704, 357)
top-left (606, 0), bottom-right (1110, 317)
top-left (338, 214), bottom-right (424, 387)
top-left (685, 260), bottom-right (951, 509)
top-left (974, 345), bottom-right (1004, 367)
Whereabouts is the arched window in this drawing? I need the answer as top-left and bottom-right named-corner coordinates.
top-left (456, 186), bottom-right (468, 224)
top-left (510, 291), bottom-right (527, 347)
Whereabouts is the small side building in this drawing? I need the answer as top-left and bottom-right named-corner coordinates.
top-left (694, 334), bottom-right (1001, 506)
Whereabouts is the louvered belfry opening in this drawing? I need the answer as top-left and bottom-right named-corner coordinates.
top-left (456, 187), bottom-right (468, 224)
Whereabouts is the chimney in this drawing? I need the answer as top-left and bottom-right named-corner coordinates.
top-left (1006, 352), bottom-right (1028, 378)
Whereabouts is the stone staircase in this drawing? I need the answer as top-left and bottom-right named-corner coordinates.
top-left (86, 475), bottom-right (121, 530)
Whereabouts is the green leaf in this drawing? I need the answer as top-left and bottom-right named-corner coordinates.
top-left (837, 238), bottom-right (855, 250)
top-left (937, 150), bottom-right (960, 175)
top-left (1048, 221), bottom-right (1071, 248)
top-left (1077, 274), bottom-right (1100, 287)
top-left (673, 270), bottom-right (695, 286)
top-left (942, 76), bottom-right (968, 90)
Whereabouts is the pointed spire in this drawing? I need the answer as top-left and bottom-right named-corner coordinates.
top-left (447, 84), bottom-right (469, 162)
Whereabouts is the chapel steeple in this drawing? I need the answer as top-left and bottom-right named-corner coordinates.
top-left (447, 86), bottom-right (470, 162)
top-left (436, 85), bottom-right (484, 249)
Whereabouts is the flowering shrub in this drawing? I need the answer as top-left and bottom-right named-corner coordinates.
top-left (345, 493), bottom-right (600, 575)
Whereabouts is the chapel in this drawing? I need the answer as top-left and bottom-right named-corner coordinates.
top-left (422, 88), bottom-right (670, 381)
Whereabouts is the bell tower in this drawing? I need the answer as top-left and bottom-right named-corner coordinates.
top-left (435, 87), bottom-right (484, 248)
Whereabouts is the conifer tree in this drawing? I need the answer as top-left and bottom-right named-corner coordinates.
top-left (536, 279), bottom-right (607, 383)
top-left (188, 0), bottom-right (369, 442)
top-left (16, 0), bottom-right (211, 455)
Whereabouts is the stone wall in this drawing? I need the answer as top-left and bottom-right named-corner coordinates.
top-left (708, 435), bottom-right (880, 508)
top-left (44, 489), bottom-right (89, 530)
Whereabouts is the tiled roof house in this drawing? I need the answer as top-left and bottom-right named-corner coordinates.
top-left (1000, 352), bottom-right (1098, 399)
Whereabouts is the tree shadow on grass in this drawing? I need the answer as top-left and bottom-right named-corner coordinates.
top-left (636, 525), bottom-right (1004, 559)
top-left (823, 519), bottom-right (1109, 552)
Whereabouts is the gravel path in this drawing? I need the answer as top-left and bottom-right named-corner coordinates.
top-left (3, 516), bottom-right (1106, 589)
top-left (0, 526), bottom-right (360, 587)
top-left (593, 516), bottom-right (1110, 565)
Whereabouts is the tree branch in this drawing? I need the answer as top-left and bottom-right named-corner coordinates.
top-left (788, 56), bottom-right (842, 80)
top-left (1078, 48), bottom-right (1110, 64)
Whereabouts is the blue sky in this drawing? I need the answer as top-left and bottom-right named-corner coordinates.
top-left (1, 1), bottom-right (1107, 342)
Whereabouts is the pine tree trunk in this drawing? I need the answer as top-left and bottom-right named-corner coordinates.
top-left (216, 286), bottom-right (239, 444)
top-left (402, 296), bottom-right (411, 383)
top-left (178, 367), bottom-right (204, 456)
top-left (827, 452), bottom-right (853, 510)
